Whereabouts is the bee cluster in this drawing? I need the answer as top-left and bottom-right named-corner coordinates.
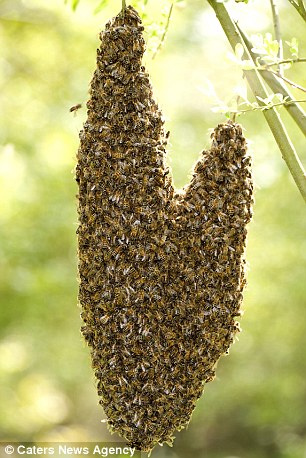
top-left (76, 5), bottom-right (253, 453)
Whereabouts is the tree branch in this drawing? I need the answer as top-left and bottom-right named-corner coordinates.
top-left (207, 0), bottom-right (306, 203)
top-left (288, 0), bottom-right (306, 21)
top-left (238, 25), bottom-right (306, 137)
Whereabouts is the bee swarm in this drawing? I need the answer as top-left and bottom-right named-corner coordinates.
top-left (76, 5), bottom-right (253, 453)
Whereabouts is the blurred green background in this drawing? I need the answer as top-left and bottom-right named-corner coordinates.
top-left (0, 0), bottom-right (306, 457)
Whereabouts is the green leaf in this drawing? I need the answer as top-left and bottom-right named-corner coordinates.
top-left (275, 93), bottom-right (284, 102)
top-left (251, 33), bottom-right (279, 58)
top-left (72, 0), bottom-right (80, 11)
top-left (241, 59), bottom-right (255, 70)
top-left (94, 0), bottom-right (108, 14)
top-left (251, 48), bottom-right (267, 55)
top-left (257, 93), bottom-right (278, 106)
top-left (263, 55), bottom-right (278, 63)
top-left (198, 80), bottom-right (218, 100)
top-left (286, 37), bottom-right (299, 58)
top-left (281, 62), bottom-right (292, 71)
top-left (256, 96), bottom-right (267, 103)
top-left (211, 103), bottom-right (231, 113)
top-left (262, 33), bottom-right (279, 57)
top-left (233, 83), bottom-right (248, 101)
top-left (268, 41), bottom-right (279, 58)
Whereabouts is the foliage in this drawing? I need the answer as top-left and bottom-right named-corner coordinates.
top-left (210, 33), bottom-right (306, 112)
top-left (66, 0), bottom-right (306, 200)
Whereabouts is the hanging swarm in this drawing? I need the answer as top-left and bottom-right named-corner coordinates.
top-left (76, 5), bottom-right (253, 453)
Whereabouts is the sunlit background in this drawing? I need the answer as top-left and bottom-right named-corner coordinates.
top-left (0, 0), bottom-right (306, 457)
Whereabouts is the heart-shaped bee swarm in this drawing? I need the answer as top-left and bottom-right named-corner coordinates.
top-left (76, 5), bottom-right (253, 453)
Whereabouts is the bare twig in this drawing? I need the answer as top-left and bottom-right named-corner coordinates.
top-left (232, 94), bottom-right (241, 123)
top-left (269, 69), bottom-right (306, 93)
top-left (152, 3), bottom-right (174, 60)
top-left (231, 99), bottom-right (306, 114)
top-left (263, 58), bottom-right (306, 66)
top-left (207, 0), bottom-right (306, 203)
top-left (270, 0), bottom-right (283, 75)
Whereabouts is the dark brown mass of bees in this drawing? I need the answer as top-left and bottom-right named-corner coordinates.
top-left (76, 5), bottom-right (253, 453)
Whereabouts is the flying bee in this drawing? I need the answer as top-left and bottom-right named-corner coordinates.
top-left (70, 103), bottom-right (82, 115)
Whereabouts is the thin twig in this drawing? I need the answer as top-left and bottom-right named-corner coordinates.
top-left (262, 57), bottom-right (306, 67)
top-left (207, 0), bottom-right (306, 203)
top-left (122, 0), bottom-right (126, 13)
top-left (152, 3), bottom-right (174, 60)
top-left (270, 0), bottom-right (283, 75)
top-left (232, 94), bottom-right (241, 123)
top-left (269, 69), bottom-right (306, 93)
top-left (238, 24), bottom-right (306, 137)
top-left (231, 99), bottom-right (306, 114)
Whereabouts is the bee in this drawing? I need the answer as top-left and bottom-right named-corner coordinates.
top-left (122, 200), bottom-right (130, 210)
top-left (104, 79), bottom-right (113, 91)
top-left (112, 245), bottom-right (123, 258)
top-left (130, 225), bottom-right (139, 237)
top-left (99, 313), bottom-right (110, 324)
top-left (111, 169), bottom-right (122, 180)
top-left (137, 290), bottom-right (145, 301)
top-left (113, 150), bottom-right (125, 159)
top-left (108, 192), bottom-right (120, 204)
top-left (134, 100), bottom-right (146, 111)
top-left (114, 287), bottom-right (126, 303)
top-left (70, 103), bottom-right (82, 115)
